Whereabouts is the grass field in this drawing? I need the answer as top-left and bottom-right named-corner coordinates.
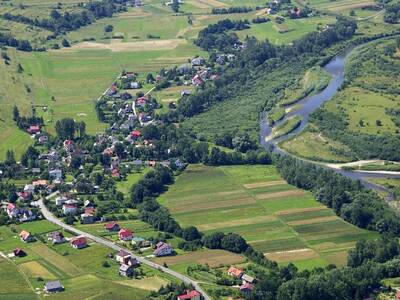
top-left (0, 220), bottom-right (172, 299)
top-left (158, 164), bottom-right (378, 269)
top-left (280, 129), bottom-right (354, 162)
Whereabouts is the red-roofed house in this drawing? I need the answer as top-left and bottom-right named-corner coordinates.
top-left (70, 237), bottom-right (87, 249)
top-left (84, 207), bottom-right (96, 215)
top-left (27, 125), bottom-right (40, 134)
top-left (111, 169), bottom-right (120, 178)
top-left (130, 130), bottom-right (141, 139)
top-left (396, 291), bottom-right (400, 300)
top-left (104, 222), bottom-right (120, 232)
top-left (239, 282), bottom-right (254, 293)
top-left (177, 290), bottom-right (201, 300)
top-left (63, 203), bottom-right (77, 215)
top-left (136, 97), bottom-right (148, 107)
top-left (6, 203), bottom-right (18, 218)
top-left (118, 229), bottom-right (133, 241)
top-left (228, 266), bottom-right (243, 278)
top-left (192, 74), bottom-right (204, 86)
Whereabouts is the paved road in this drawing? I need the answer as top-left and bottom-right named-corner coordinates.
top-left (34, 199), bottom-right (210, 300)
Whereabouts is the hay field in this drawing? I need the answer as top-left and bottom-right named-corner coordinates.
top-left (158, 164), bottom-right (378, 269)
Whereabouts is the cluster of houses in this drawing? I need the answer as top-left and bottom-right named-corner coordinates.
top-left (228, 266), bottom-right (256, 293)
top-left (115, 249), bottom-right (140, 277)
top-left (6, 203), bottom-right (36, 222)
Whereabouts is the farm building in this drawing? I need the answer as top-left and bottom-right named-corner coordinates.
top-left (44, 281), bottom-right (64, 293)
top-left (228, 266), bottom-right (243, 278)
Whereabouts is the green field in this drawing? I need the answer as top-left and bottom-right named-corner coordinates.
top-left (157, 164), bottom-right (377, 269)
top-left (280, 129), bottom-right (354, 162)
top-left (0, 220), bottom-right (171, 299)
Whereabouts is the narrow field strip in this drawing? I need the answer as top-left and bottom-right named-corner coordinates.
top-left (265, 248), bottom-right (320, 262)
top-left (286, 215), bottom-right (338, 226)
top-left (256, 189), bottom-right (305, 200)
top-left (169, 197), bottom-right (256, 213)
top-left (197, 215), bottom-right (278, 231)
top-left (152, 249), bottom-right (244, 267)
top-left (275, 206), bottom-right (328, 216)
top-left (243, 180), bottom-right (287, 189)
top-left (19, 260), bottom-right (56, 280)
top-left (29, 244), bottom-right (82, 277)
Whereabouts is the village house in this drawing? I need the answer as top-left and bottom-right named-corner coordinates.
top-left (44, 280), bottom-right (64, 293)
top-left (63, 203), bottom-right (77, 215)
top-left (80, 213), bottom-right (95, 224)
top-left (49, 168), bottom-right (62, 181)
top-left (104, 221), bottom-right (120, 232)
top-left (118, 228), bottom-right (133, 241)
top-left (116, 250), bottom-right (131, 264)
top-left (241, 273), bottom-right (255, 284)
top-left (18, 191), bottom-right (31, 201)
top-left (192, 74), bottom-right (204, 86)
top-left (153, 242), bottom-right (173, 257)
top-left (55, 196), bottom-right (68, 206)
top-left (24, 184), bottom-right (35, 194)
top-left (63, 139), bottom-right (75, 153)
top-left (47, 231), bottom-right (65, 244)
top-left (191, 57), bottom-right (205, 66)
top-left (6, 203), bottom-right (18, 218)
top-left (27, 125), bottom-right (41, 134)
top-left (240, 282), bottom-right (254, 293)
top-left (19, 230), bottom-right (34, 243)
top-left (19, 208), bottom-right (36, 222)
top-left (119, 263), bottom-right (134, 277)
top-left (177, 290), bottom-right (201, 300)
top-left (32, 180), bottom-right (48, 188)
top-left (70, 236), bottom-right (87, 249)
top-left (13, 248), bottom-right (26, 257)
top-left (228, 266), bottom-right (244, 278)
top-left (132, 237), bottom-right (151, 248)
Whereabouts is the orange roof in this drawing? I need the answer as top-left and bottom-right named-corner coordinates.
top-left (228, 266), bottom-right (243, 278)
top-left (19, 230), bottom-right (30, 239)
top-left (32, 180), bottom-right (48, 186)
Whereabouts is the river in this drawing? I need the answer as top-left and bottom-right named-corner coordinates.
top-left (259, 42), bottom-right (400, 199)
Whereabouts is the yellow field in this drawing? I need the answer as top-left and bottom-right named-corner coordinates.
top-left (19, 260), bottom-right (56, 279)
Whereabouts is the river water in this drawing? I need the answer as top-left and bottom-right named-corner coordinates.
top-left (259, 44), bottom-right (400, 198)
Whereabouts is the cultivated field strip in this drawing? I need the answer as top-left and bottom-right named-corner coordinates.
top-left (158, 164), bottom-right (378, 268)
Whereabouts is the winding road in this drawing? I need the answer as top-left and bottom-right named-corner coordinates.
top-left (260, 38), bottom-right (400, 198)
top-left (33, 199), bottom-right (211, 300)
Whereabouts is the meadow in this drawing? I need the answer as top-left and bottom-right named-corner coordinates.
top-left (0, 220), bottom-right (172, 299)
top-left (157, 164), bottom-right (378, 269)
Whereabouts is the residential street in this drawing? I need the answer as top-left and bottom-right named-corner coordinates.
top-left (33, 199), bottom-right (211, 300)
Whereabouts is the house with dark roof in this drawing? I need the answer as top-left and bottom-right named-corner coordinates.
top-left (19, 231), bottom-right (34, 243)
top-left (154, 242), bottom-right (173, 257)
top-left (13, 248), bottom-right (26, 257)
top-left (104, 222), bottom-right (120, 232)
top-left (119, 264), bottom-right (134, 277)
top-left (44, 281), bottom-right (64, 293)
top-left (80, 213), bottom-right (95, 224)
top-left (47, 231), bottom-right (65, 244)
